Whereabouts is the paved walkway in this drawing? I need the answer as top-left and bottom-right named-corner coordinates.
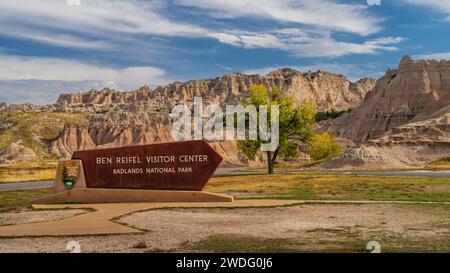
top-left (0, 199), bottom-right (304, 237)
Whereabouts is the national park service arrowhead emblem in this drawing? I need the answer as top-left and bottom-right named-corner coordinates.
top-left (60, 161), bottom-right (80, 190)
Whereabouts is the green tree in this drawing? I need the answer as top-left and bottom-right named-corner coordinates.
top-left (238, 84), bottom-right (317, 174)
top-left (315, 108), bottom-right (352, 122)
top-left (309, 132), bottom-right (341, 161)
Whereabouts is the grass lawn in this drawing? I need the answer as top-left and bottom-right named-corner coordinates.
top-left (0, 160), bottom-right (56, 183)
top-left (0, 172), bottom-right (449, 212)
top-left (0, 188), bottom-right (52, 212)
top-left (1, 172), bottom-right (449, 213)
top-left (206, 173), bottom-right (450, 202)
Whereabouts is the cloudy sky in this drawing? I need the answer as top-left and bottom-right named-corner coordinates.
top-left (0, 0), bottom-right (449, 104)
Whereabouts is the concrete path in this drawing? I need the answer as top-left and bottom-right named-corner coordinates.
top-left (0, 199), bottom-right (304, 237)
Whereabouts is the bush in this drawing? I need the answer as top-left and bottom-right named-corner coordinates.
top-left (309, 133), bottom-right (341, 161)
top-left (132, 241), bottom-right (148, 249)
top-left (315, 108), bottom-right (352, 122)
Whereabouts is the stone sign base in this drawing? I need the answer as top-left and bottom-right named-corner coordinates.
top-left (33, 188), bottom-right (234, 204)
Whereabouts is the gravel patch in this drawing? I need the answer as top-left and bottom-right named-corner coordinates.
top-left (0, 204), bottom-right (448, 253)
top-left (0, 209), bottom-right (88, 226)
top-left (117, 204), bottom-right (444, 244)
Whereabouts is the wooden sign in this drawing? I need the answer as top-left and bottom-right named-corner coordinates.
top-left (71, 140), bottom-right (222, 191)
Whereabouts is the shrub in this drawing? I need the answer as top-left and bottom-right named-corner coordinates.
top-left (309, 133), bottom-right (341, 161)
top-left (315, 108), bottom-right (352, 122)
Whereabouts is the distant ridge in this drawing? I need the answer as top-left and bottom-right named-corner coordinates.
top-left (321, 55), bottom-right (450, 168)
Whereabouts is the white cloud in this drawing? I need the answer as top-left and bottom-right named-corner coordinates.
top-left (0, 55), bottom-right (169, 88)
top-left (0, 0), bottom-right (207, 38)
top-left (239, 34), bottom-right (286, 49)
top-left (286, 36), bottom-right (401, 58)
top-left (0, 0), bottom-right (209, 53)
top-left (0, 0), bottom-right (393, 59)
top-left (0, 80), bottom-right (110, 105)
top-left (0, 54), bottom-right (173, 104)
top-left (402, 0), bottom-right (450, 21)
top-left (366, 37), bottom-right (406, 46)
top-left (213, 29), bottom-right (404, 58)
top-left (414, 52), bottom-right (450, 60)
top-left (0, 26), bottom-right (110, 49)
top-left (0, 0), bottom-right (404, 105)
top-left (176, 0), bottom-right (382, 36)
top-left (208, 33), bottom-right (242, 46)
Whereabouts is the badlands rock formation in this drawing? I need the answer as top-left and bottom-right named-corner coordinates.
top-left (0, 143), bottom-right (37, 162)
top-left (55, 69), bottom-right (375, 113)
top-left (321, 56), bottom-right (450, 168)
top-left (48, 68), bottom-right (375, 164)
top-left (3, 57), bottom-right (449, 168)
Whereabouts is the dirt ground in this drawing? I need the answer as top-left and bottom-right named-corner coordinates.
top-left (0, 209), bottom-right (87, 226)
top-left (0, 203), bottom-right (448, 253)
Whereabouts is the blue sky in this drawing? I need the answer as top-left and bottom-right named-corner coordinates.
top-left (0, 0), bottom-right (450, 104)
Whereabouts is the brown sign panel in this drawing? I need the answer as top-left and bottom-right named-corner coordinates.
top-left (71, 140), bottom-right (222, 191)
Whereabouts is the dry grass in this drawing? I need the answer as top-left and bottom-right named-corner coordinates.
top-left (0, 188), bottom-right (52, 212)
top-left (427, 158), bottom-right (450, 170)
top-left (0, 169), bottom-right (54, 183)
top-left (206, 173), bottom-right (450, 202)
top-left (0, 160), bottom-right (56, 183)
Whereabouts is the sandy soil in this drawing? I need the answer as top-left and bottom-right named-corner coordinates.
top-left (0, 209), bottom-right (87, 226)
top-left (0, 204), bottom-right (448, 253)
top-left (117, 203), bottom-right (448, 249)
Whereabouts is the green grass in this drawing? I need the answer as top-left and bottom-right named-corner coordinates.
top-left (1, 172), bottom-right (449, 212)
top-left (0, 188), bottom-right (52, 212)
top-left (189, 233), bottom-right (368, 253)
top-left (206, 173), bottom-right (450, 202)
top-left (189, 228), bottom-right (450, 253)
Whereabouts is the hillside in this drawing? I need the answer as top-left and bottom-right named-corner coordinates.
top-left (2, 56), bottom-right (450, 169)
top-left (1, 68), bottom-right (375, 165)
top-left (321, 56), bottom-right (450, 168)
top-left (0, 112), bottom-right (85, 161)
top-left (54, 69), bottom-right (375, 114)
